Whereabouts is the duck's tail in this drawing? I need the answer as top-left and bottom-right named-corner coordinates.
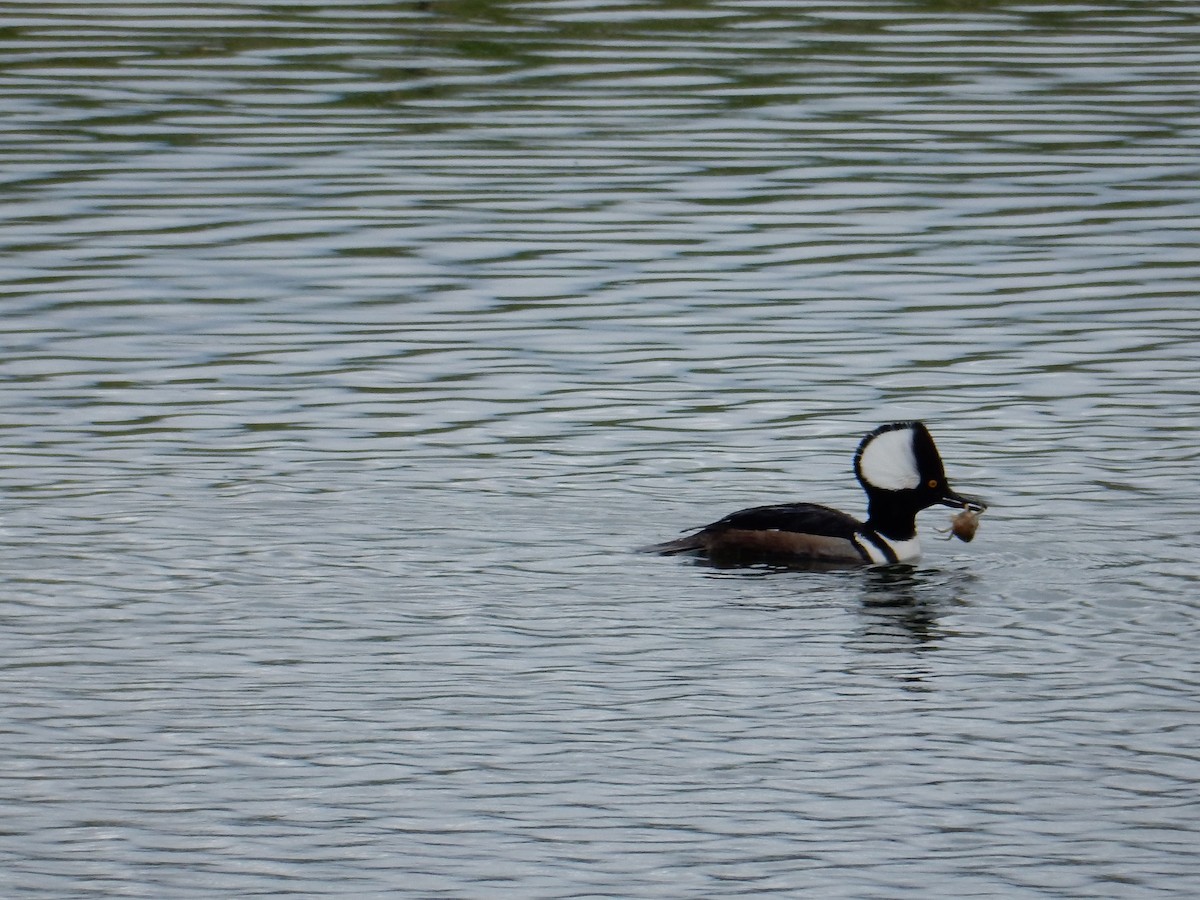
top-left (637, 533), bottom-right (705, 555)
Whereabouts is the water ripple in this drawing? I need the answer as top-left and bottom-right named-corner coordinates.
top-left (3, 1), bottom-right (1200, 897)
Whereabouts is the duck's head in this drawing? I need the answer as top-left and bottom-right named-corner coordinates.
top-left (854, 421), bottom-right (986, 514)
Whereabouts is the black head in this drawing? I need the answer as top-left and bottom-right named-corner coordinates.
top-left (854, 421), bottom-right (985, 515)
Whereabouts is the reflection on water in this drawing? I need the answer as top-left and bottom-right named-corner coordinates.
top-left (3, 1), bottom-right (1200, 897)
top-left (858, 566), bottom-right (957, 645)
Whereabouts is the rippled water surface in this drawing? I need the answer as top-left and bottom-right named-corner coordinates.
top-left (3, 1), bottom-right (1200, 896)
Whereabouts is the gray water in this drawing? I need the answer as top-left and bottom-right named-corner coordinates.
top-left (3, 1), bottom-right (1200, 897)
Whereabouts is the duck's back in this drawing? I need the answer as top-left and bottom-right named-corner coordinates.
top-left (644, 502), bottom-right (868, 564)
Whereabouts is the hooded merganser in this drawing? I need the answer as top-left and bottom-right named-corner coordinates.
top-left (644, 421), bottom-right (986, 565)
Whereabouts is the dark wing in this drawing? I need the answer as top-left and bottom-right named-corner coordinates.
top-left (702, 502), bottom-right (863, 539)
top-left (643, 502), bottom-right (869, 564)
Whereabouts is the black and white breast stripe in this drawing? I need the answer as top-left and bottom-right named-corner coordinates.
top-left (853, 529), bottom-right (920, 565)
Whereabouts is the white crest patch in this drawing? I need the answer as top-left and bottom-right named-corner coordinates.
top-left (858, 426), bottom-right (921, 491)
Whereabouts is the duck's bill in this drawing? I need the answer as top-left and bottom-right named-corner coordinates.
top-left (940, 490), bottom-right (987, 512)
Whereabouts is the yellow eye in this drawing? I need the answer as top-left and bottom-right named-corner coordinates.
top-left (927, 479), bottom-right (939, 489)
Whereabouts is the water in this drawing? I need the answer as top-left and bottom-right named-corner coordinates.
top-left (3, 1), bottom-right (1200, 896)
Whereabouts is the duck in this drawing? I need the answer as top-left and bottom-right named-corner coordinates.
top-left (643, 421), bottom-right (986, 565)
